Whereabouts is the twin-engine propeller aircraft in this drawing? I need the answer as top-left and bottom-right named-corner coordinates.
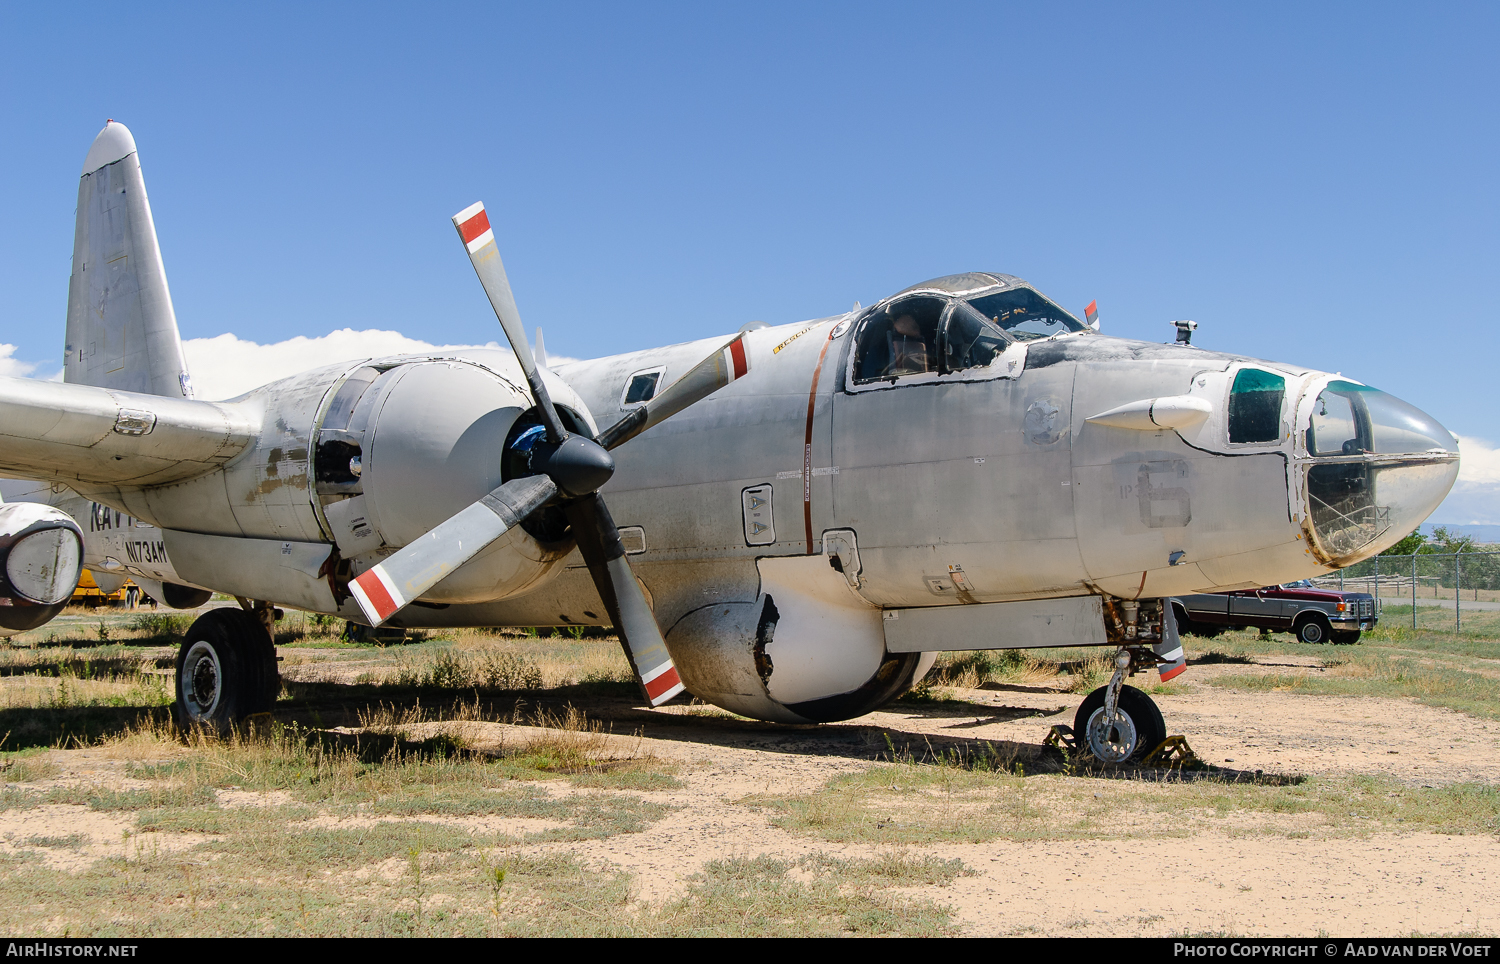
top-left (0, 122), bottom-right (1462, 761)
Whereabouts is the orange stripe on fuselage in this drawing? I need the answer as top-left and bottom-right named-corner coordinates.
top-left (802, 328), bottom-right (836, 554)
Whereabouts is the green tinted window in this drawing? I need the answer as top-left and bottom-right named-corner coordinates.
top-left (1228, 368), bottom-right (1285, 443)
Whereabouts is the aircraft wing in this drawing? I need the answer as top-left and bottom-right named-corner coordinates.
top-left (0, 376), bottom-right (257, 486)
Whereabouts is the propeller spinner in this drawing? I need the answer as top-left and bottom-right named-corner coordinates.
top-left (349, 202), bottom-right (753, 706)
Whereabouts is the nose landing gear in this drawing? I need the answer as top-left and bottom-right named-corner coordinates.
top-left (1071, 645), bottom-right (1168, 763)
top-left (1075, 680), bottom-right (1166, 764)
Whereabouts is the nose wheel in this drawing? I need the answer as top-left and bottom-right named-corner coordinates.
top-left (1075, 685), bottom-right (1166, 763)
top-left (1073, 648), bottom-right (1167, 763)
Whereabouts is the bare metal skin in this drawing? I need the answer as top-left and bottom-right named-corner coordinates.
top-left (0, 123), bottom-right (1459, 728)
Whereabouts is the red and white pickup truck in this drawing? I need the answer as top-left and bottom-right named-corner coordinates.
top-left (1171, 580), bottom-right (1379, 644)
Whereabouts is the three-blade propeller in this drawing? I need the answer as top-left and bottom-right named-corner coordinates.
top-left (349, 202), bottom-right (753, 706)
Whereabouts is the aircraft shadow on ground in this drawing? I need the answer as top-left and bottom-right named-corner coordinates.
top-left (0, 680), bottom-right (1304, 786)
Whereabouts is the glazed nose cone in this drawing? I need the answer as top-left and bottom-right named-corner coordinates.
top-left (1303, 381), bottom-right (1458, 561)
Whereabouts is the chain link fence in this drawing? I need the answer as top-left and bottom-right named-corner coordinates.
top-left (1311, 551), bottom-right (1500, 634)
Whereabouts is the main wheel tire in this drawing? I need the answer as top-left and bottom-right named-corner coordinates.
top-left (173, 608), bottom-right (278, 733)
top-left (1331, 630), bottom-right (1361, 645)
top-left (1074, 684), bottom-right (1167, 764)
top-left (1295, 615), bottom-right (1332, 644)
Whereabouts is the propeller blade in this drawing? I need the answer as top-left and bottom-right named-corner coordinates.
top-left (348, 475), bottom-right (557, 627)
top-left (563, 494), bottom-right (684, 706)
top-left (595, 331), bottom-right (752, 451)
top-left (452, 202), bottom-right (568, 444)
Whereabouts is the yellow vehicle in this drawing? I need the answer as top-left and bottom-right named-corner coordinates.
top-left (70, 570), bottom-right (134, 607)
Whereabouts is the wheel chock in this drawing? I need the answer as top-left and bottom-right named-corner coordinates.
top-left (1141, 735), bottom-right (1202, 768)
top-left (243, 712), bottom-right (274, 736)
top-left (1044, 724), bottom-right (1077, 753)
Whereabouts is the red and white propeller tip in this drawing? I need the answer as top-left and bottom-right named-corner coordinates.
top-left (454, 201), bottom-right (494, 255)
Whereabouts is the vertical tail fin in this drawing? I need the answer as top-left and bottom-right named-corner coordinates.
top-left (64, 121), bottom-right (194, 399)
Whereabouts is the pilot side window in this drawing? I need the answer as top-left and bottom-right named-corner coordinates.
top-left (1227, 368), bottom-right (1286, 444)
top-left (852, 296), bottom-right (945, 384)
top-left (941, 302), bottom-right (1010, 373)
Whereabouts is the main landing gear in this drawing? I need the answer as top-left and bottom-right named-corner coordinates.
top-left (172, 604), bottom-right (280, 733)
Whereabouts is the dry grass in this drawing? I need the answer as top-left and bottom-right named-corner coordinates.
top-left (0, 654), bottom-right (172, 715)
top-left (905, 649), bottom-right (1111, 703)
top-left (643, 853), bottom-right (964, 936)
top-left (0, 712), bottom-right (974, 937)
top-left (361, 631), bottom-right (635, 691)
top-left (745, 761), bottom-right (1500, 847)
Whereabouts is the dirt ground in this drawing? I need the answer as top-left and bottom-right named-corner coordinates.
top-left (4, 634), bottom-right (1499, 937)
top-left (651, 687), bottom-right (1500, 936)
top-left (556, 669), bottom-right (1500, 937)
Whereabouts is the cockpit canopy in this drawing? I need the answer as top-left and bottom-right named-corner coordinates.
top-left (853, 274), bottom-right (1086, 385)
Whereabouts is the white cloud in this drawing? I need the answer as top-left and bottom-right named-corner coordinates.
top-left (1455, 435), bottom-right (1500, 485)
top-left (1429, 482), bottom-right (1500, 526)
top-left (0, 344), bottom-right (39, 379)
top-left (181, 329), bottom-right (577, 401)
top-left (1427, 436), bottom-right (1500, 526)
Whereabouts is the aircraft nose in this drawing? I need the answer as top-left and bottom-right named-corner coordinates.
top-left (1302, 380), bottom-right (1459, 562)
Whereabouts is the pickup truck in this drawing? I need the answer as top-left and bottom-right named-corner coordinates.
top-left (1171, 580), bottom-right (1378, 644)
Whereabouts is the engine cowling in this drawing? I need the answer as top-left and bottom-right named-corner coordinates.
top-left (0, 502), bottom-right (84, 635)
top-left (319, 358), bottom-right (595, 606)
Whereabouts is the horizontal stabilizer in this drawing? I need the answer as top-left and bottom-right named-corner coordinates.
top-left (0, 376), bottom-right (256, 486)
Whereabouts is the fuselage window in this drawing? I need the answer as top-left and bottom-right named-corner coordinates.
top-left (965, 288), bottom-right (1084, 341)
top-left (1227, 368), bottom-right (1285, 444)
top-left (853, 296), bottom-right (945, 383)
top-left (624, 371), bottom-right (661, 404)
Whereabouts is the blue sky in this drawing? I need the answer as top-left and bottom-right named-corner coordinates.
top-left (1, 2), bottom-right (1496, 522)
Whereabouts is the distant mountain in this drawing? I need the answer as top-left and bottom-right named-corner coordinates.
top-left (1420, 523), bottom-right (1500, 545)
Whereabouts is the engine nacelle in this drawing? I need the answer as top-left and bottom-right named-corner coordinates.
top-left (318, 357), bottom-right (595, 607)
top-left (667, 555), bottom-right (931, 723)
top-left (0, 502), bottom-right (84, 635)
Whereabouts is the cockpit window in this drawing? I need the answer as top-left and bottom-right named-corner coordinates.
top-left (941, 302), bottom-right (1009, 373)
top-left (1309, 388), bottom-right (1359, 456)
top-left (853, 296), bottom-right (945, 383)
top-left (965, 287), bottom-right (1084, 341)
top-left (1228, 368), bottom-right (1285, 444)
top-left (1308, 380), bottom-right (1457, 456)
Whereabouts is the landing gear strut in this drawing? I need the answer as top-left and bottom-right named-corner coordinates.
top-left (1075, 648), bottom-right (1166, 763)
top-left (1071, 598), bottom-right (1177, 762)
